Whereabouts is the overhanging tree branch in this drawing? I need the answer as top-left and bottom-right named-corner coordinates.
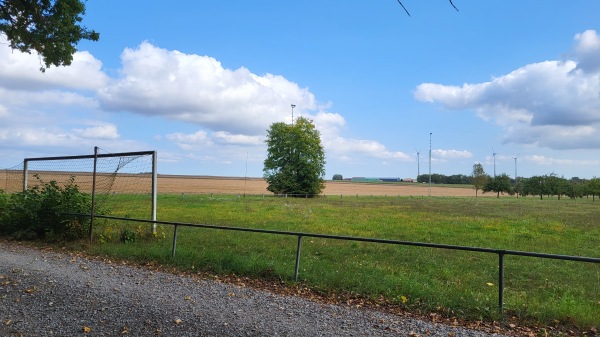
top-left (0, 0), bottom-right (99, 71)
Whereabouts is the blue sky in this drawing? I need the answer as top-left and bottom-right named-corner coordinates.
top-left (1, 1), bottom-right (600, 179)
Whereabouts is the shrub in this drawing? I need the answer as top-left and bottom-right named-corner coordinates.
top-left (0, 176), bottom-right (93, 241)
top-left (120, 227), bottom-right (138, 243)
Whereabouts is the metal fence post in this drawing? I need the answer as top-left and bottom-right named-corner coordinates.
top-left (172, 224), bottom-right (179, 258)
top-left (89, 147), bottom-right (98, 243)
top-left (295, 235), bottom-right (303, 281)
top-left (498, 252), bottom-right (505, 318)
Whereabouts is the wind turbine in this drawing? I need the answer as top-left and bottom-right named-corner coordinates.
top-left (513, 153), bottom-right (520, 182)
top-left (429, 133), bottom-right (432, 196)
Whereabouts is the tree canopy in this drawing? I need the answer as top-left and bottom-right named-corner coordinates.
top-left (483, 173), bottom-right (513, 198)
top-left (0, 0), bottom-right (99, 71)
top-left (263, 117), bottom-right (326, 196)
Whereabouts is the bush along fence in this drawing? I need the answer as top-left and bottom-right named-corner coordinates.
top-left (70, 213), bottom-right (600, 319)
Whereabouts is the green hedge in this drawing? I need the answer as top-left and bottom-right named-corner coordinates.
top-left (0, 176), bottom-right (92, 241)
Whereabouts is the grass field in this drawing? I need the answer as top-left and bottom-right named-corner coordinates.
top-left (88, 192), bottom-right (600, 331)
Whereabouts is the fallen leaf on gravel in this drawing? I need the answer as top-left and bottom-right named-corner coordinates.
top-left (82, 325), bottom-right (91, 333)
top-left (24, 288), bottom-right (36, 294)
top-left (486, 282), bottom-right (494, 286)
top-left (4, 319), bottom-right (12, 325)
top-left (174, 318), bottom-right (182, 325)
top-left (121, 326), bottom-right (130, 334)
top-left (184, 295), bottom-right (191, 301)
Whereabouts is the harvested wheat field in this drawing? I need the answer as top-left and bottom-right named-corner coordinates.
top-left (157, 175), bottom-right (489, 197)
top-left (1, 171), bottom-right (489, 197)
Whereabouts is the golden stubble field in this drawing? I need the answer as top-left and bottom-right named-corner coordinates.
top-left (0, 171), bottom-right (487, 197)
top-left (157, 175), bottom-right (485, 197)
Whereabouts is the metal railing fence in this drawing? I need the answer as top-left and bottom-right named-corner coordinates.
top-left (82, 213), bottom-right (600, 318)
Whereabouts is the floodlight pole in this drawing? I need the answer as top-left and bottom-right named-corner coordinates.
top-left (416, 151), bottom-right (420, 179)
top-left (514, 154), bottom-right (519, 197)
top-left (428, 133), bottom-right (432, 196)
top-left (291, 104), bottom-right (296, 125)
top-left (492, 147), bottom-right (497, 178)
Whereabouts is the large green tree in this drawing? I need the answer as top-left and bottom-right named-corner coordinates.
top-left (483, 173), bottom-right (514, 198)
top-left (0, 0), bottom-right (99, 71)
top-left (588, 177), bottom-right (600, 201)
top-left (522, 175), bottom-right (547, 200)
top-left (263, 117), bottom-right (326, 196)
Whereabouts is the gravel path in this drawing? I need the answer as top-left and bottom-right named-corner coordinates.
top-left (0, 242), bottom-right (511, 337)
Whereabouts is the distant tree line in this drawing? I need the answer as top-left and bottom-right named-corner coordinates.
top-left (518, 175), bottom-right (600, 200)
top-left (417, 173), bottom-right (473, 185)
top-left (418, 170), bottom-right (600, 200)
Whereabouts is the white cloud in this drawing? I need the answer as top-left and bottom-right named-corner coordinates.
top-left (98, 41), bottom-right (317, 135)
top-left (525, 155), bottom-right (600, 167)
top-left (0, 34), bottom-right (108, 91)
top-left (213, 131), bottom-right (263, 145)
top-left (433, 149), bottom-right (472, 159)
top-left (0, 35), bottom-right (106, 156)
top-left (414, 30), bottom-right (600, 151)
top-left (573, 30), bottom-right (600, 73)
top-left (0, 36), bottom-right (423, 172)
top-left (311, 111), bottom-right (412, 162)
top-left (166, 130), bottom-right (211, 150)
top-left (73, 124), bottom-right (120, 140)
top-left (324, 136), bottom-right (412, 161)
top-left (312, 112), bottom-right (346, 137)
top-left (0, 127), bottom-right (83, 147)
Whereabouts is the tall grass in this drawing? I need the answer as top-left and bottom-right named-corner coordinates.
top-left (90, 194), bottom-right (600, 328)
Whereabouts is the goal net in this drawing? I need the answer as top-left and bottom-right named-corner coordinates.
top-left (1, 148), bottom-right (157, 223)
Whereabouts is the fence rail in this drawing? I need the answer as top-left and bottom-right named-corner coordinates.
top-left (78, 213), bottom-right (600, 318)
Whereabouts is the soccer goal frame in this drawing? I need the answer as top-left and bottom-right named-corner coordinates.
top-left (21, 147), bottom-right (157, 241)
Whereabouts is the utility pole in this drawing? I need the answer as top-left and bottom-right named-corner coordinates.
top-left (429, 133), bottom-right (432, 196)
top-left (416, 150), bottom-right (420, 180)
top-left (492, 147), bottom-right (497, 177)
top-left (514, 154), bottom-right (519, 197)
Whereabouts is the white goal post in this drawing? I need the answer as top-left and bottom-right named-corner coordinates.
top-left (17, 147), bottom-right (157, 240)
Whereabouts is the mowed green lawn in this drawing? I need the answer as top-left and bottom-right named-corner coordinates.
top-left (90, 194), bottom-right (600, 328)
